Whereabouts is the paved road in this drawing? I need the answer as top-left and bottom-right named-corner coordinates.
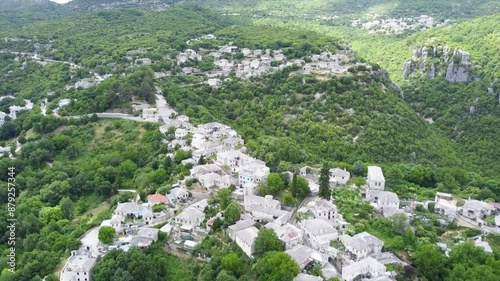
top-left (80, 227), bottom-right (100, 255)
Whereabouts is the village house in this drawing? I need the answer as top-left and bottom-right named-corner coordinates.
top-left (114, 202), bottom-right (154, 224)
top-left (211, 128), bottom-right (238, 139)
top-left (190, 199), bottom-right (209, 212)
top-left (250, 206), bottom-right (291, 226)
top-left (461, 199), bottom-right (496, 221)
top-left (244, 194), bottom-right (280, 211)
top-left (434, 192), bottom-right (457, 221)
top-left (304, 198), bottom-right (350, 233)
top-left (228, 218), bottom-right (256, 240)
top-left (214, 174), bottom-right (237, 189)
top-left (234, 226), bottom-right (259, 258)
top-left (365, 190), bottom-right (400, 212)
top-left (147, 193), bottom-right (168, 206)
top-left (222, 136), bottom-right (244, 148)
top-left (241, 48), bottom-right (251, 57)
top-left (341, 256), bottom-right (386, 281)
top-left (215, 150), bottom-right (252, 169)
top-left (340, 232), bottom-right (384, 261)
top-left (243, 182), bottom-right (258, 196)
top-left (175, 207), bottom-right (205, 227)
top-left (307, 198), bottom-right (339, 220)
top-left (192, 164), bottom-right (223, 178)
top-left (170, 187), bottom-right (189, 202)
top-left (301, 218), bottom-right (339, 252)
top-left (198, 172), bottom-right (221, 188)
top-left (367, 166), bottom-right (385, 190)
top-left (219, 45), bottom-right (238, 54)
top-left (239, 162), bottom-right (270, 185)
top-left (206, 78), bottom-right (222, 88)
top-left (100, 213), bottom-right (124, 233)
top-left (0, 112), bottom-right (7, 126)
top-left (330, 168), bottom-right (351, 186)
top-left (168, 139), bottom-right (190, 151)
top-left (286, 244), bottom-right (328, 271)
top-left (131, 228), bottom-right (160, 248)
top-left (60, 248), bottom-right (97, 281)
top-left (174, 128), bottom-right (188, 139)
top-left (266, 222), bottom-right (304, 250)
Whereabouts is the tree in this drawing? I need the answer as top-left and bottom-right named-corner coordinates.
top-left (40, 207), bottom-right (63, 225)
top-left (198, 155), bottom-right (206, 165)
top-left (221, 253), bottom-right (243, 277)
top-left (59, 196), bottom-right (75, 220)
top-left (119, 159), bottom-right (137, 178)
top-left (218, 188), bottom-right (233, 210)
top-left (174, 149), bottom-right (189, 164)
top-left (224, 202), bottom-right (241, 225)
top-left (389, 213), bottom-right (410, 235)
top-left (98, 226), bottom-right (116, 244)
top-left (290, 173), bottom-right (298, 197)
top-left (215, 270), bottom-right (237, 281)
top-left (259, 173), bottom-right (284, 196)
top-left (412, 244), bottom-right (447, 281)
top-left (295, 176), bottom-right (311, 199)
top-left (282, 192), bottom-right (295, 206)
top-left (319, 162), bottom-right (330, 200)
top-left (448, 241), bottom-right (489, 268)
top-left (254, 229), bottom-right (284, 256)
top-left (253, 251), bottom-right (300, 281)
top-left (352, 160), bottom-right (366, 176)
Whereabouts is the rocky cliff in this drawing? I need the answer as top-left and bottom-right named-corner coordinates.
top-left (403, 46), bottom-right (472, 82)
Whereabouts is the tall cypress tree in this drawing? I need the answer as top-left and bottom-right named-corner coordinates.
top-left (290, 172), bottom-right (298, 197)
top-left (319, 162), bottom-right (330, 200)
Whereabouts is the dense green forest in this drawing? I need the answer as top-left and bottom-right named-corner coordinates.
top-left (0, 1), bottom-right (499, 281)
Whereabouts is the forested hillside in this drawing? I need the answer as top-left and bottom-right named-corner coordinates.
top-left (0, 2), bottom-right (499, 281)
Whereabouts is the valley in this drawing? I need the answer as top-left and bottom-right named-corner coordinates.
top-left (0, 1), bottom-right (498, 281)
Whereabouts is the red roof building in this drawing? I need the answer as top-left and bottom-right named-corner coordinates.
top-left (148, 193), bottom-right (168, 205)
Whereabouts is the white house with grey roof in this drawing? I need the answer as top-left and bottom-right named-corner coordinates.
top-left (60, 248), bottom-right (97, 281)
top-left (266, 222), bottom-right (304, 250)
top-left (174, 128), bottom-right (188, 139)
top-left (114, 202), bottom-right (153, 224)
top-left (461, 200), bottom-right (495, 221)
top-left (301, 218), bottom-right (339, 252)
top-left (365, 190), bottom-right (400, 212)
top-left (215, 150), bottom-right (253, 170)
top-left (367, 166), bottom-right (385, 190)
top-left (239, 162), bottom-right (270, 185)
top-left (305, 197), bottom-right (350, 233)
top-left (307, 198), bottom-right (339, 220)
top-left (434, 192), bottom-right (458, 221)
top-left (249, 205), bottom-right (290, 226)
top-left (330, 168), bottom-right (351, 185)
top-left (170, 187), bottom-right (189, 202)
top-left (286, 244), bottom-right (328, 270)
top-left (0, 112), bottom-right (7, 126)
top-left (243, 182), bottom-right (258, 196)
top-left (340, 232), bottom-right (384, 261)
top-left (228, 218), bottom-right (256, 240)
top-left (198, 172), bottom-right (222, 188)
top-left (175, 207), bottom-right (205, 227)
top-left (341, 256), bottom-right (386, 281)
top-left (234, 226), bottom-right (259, 258)
top-left (244, 194), bottom-right (280, 211)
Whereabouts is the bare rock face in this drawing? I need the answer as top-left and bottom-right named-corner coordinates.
top-left (446, 62), bottom-right (469, 82)
top-left (403, 46), bottom-right (472, 83)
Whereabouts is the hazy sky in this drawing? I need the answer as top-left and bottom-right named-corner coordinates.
top-left (49, 0), bottom-right (73, 4)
